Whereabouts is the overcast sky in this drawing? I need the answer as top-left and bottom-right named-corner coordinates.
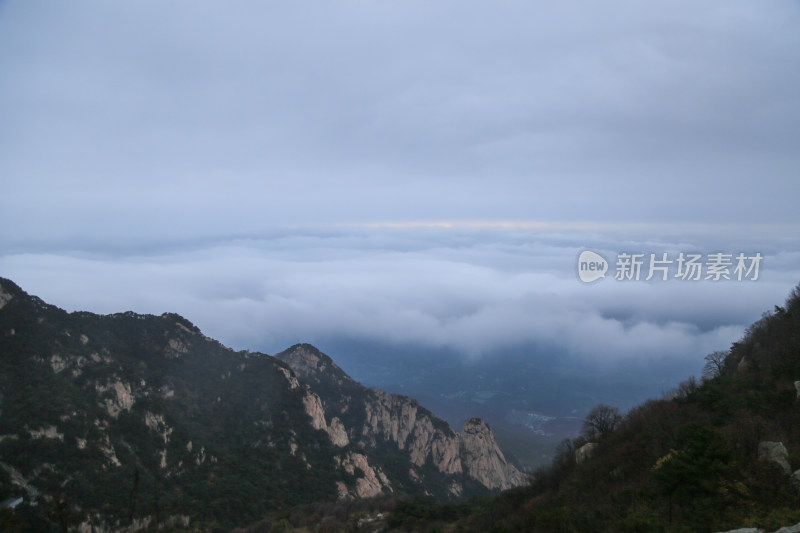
top-left (1, 1), bottom-right (799, 367)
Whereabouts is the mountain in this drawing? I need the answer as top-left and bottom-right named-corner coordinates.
top-left (277, 344), bottom-right (526, 494)
top-left (314, 338), bottom-right (693, 470)
top-left (0, 278), bottom-right (524, 532)
top-left (386, 284), bottom-right (800, 533)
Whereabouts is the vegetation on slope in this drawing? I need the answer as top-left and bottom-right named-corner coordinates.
top-left (0, 279), bottom-right (342, 531)
top-left (387, 285), bottom-right (800, 533)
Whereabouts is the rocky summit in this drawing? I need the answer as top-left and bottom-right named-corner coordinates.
top-left (277, 344), bottom-right (526, 494)
top-left (0, 278), bottom-right (525, 531)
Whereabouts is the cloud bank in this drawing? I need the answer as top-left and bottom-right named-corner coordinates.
top-left (2, 226), bottom-right (796, 366)
top-left (0, 2), bottom-right (798, 371)
top-left (1, 1), bottom-right (799, 249)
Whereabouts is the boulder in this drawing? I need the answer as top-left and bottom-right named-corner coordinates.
top-left (575, 442), bottom-right (597, 464)
top-left (758, 441), bottom-right (791, 474)
top-left (738, 356), bottom-right (749, 371)
top-left (791, 469), bottom-right (800, 490)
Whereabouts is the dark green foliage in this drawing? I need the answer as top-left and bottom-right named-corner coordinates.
top-left (653, 423), bottom-right (732, 528)
top-left (387, 495), bottom-right (463, 528)
top-left (0, 277), bottom-right (504, 531)
top-left (0, 278), bottom-right (343, 529)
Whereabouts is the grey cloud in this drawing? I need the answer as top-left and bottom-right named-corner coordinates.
top-left (0, 227), bottom-right (794, 366)
top-left (2, 1), bottom-right (800, 250)
top-left (0, 1), bottom-right (798, 371)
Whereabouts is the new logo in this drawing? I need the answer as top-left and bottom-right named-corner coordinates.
top-left (577, 250), bottom-right (608, 283)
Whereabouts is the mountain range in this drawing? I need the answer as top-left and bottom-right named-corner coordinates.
top-left (0, 277), bottom-right (524, 531)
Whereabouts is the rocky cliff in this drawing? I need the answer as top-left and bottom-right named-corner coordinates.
top-left (277, 344), bottom-right (527, 494)
top-left (0, 278), bottom-right (527, 531)
top-left (460, 417), bottom-right (528, 490)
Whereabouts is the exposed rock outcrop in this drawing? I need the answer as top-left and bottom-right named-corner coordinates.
top-left (29, 425), bottom-right (64, 441)
top-left (715, 522), bottom-right (800, 533)
top-left (278, 344), bottom-right (354, 389)
top-left (335, 452), bottom-right (392, 499)
top-left (302, 388), bottom-right (350, 447)
top-left (0, 284), bottom-right (12, 310)
top-left (96, 380), bottom-right (135, 418)
top-left (791, 469), bottom-right (800, 490)
top-left (362, 389), bottom-right (462, 475)
top-left (460, 418), bottom-right (527, 490)
top-left (303, 389), bottom-right (328, 431)
top-left (76, 514), bottom-right (191, 533)
top-left (163, 337), bottom-right (189, 359)
top-left (758, 441), bottom-right (791, 474)
top-left (277, 366), bottom-right (300, 389)
top-left (328, 417), bottom-right (350, 447)
top-left (575, 442), bottom-right (598, 464)
top-left (738, 356), bottom-right (749, 372)
top-left (278, 344), bottom-right (527, 493)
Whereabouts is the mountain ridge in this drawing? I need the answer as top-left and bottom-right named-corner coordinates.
top-left (0, 277), bottom-right (525, 531)
top-left (276, 343), bottom-right (526, 492)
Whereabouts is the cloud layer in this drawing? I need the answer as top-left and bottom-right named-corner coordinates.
top-left (1, 2), bottom-right (798, 372)
top-left (1, 1), bottom-right (799, 249)
top-left (2, 226), bottom-right (796, 367)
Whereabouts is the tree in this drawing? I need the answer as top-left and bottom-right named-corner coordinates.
top-left (581, 404), bottom-right (622, 439)
top-left (702, 351), bottom-right (727, 380)
top-left (653, 423), bottom-right (732, 527)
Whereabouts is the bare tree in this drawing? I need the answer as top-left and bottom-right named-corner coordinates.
top-left (702, 351), bottom-right (727, 380)
top-left (581, 404), bottom-right (622, 439)
top-left (666, 375), bottom-right (699, 399)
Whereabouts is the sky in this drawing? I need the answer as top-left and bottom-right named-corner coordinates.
top-left (1, 1), bottom-right (799, 371)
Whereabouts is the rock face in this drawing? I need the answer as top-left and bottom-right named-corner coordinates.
top-left (277, 344), bottom-right (527, 494)
top-left (362, 388), bottom-right (463, 475)
top-left (334, 452), bottom-right (392, 499)
top-left (575, 442), bottom-right (598, 464)
top-left (301, 388), bottom-right (350, 447)
top-left (758, 441), bottom-right (791, 474)
top-left (303, 389), bottom-right (328, 431)
top-left (0, 284), bottom-right (12, 310)
top-left (460, 418), bottom-right (527, 490)
top-left (715, 522), bottom-right (800, 533)
top-left (791, 469), bottom-right (800, 490)
top-left (328, 417), bottom-right (350, 447)
top-left (738, 356), bottom-right (749, 372)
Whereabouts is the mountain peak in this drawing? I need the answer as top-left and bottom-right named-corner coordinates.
top-left (276, 343), bottom-right (355, 389)
top-left (463, 417), bottom-right (488, 430)
top-left (460, 417), bottom-right (527, 490)
top-left (276, 344), bottom-right (527, 495)
top-left (0, 277), bottom-right (45, 309)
